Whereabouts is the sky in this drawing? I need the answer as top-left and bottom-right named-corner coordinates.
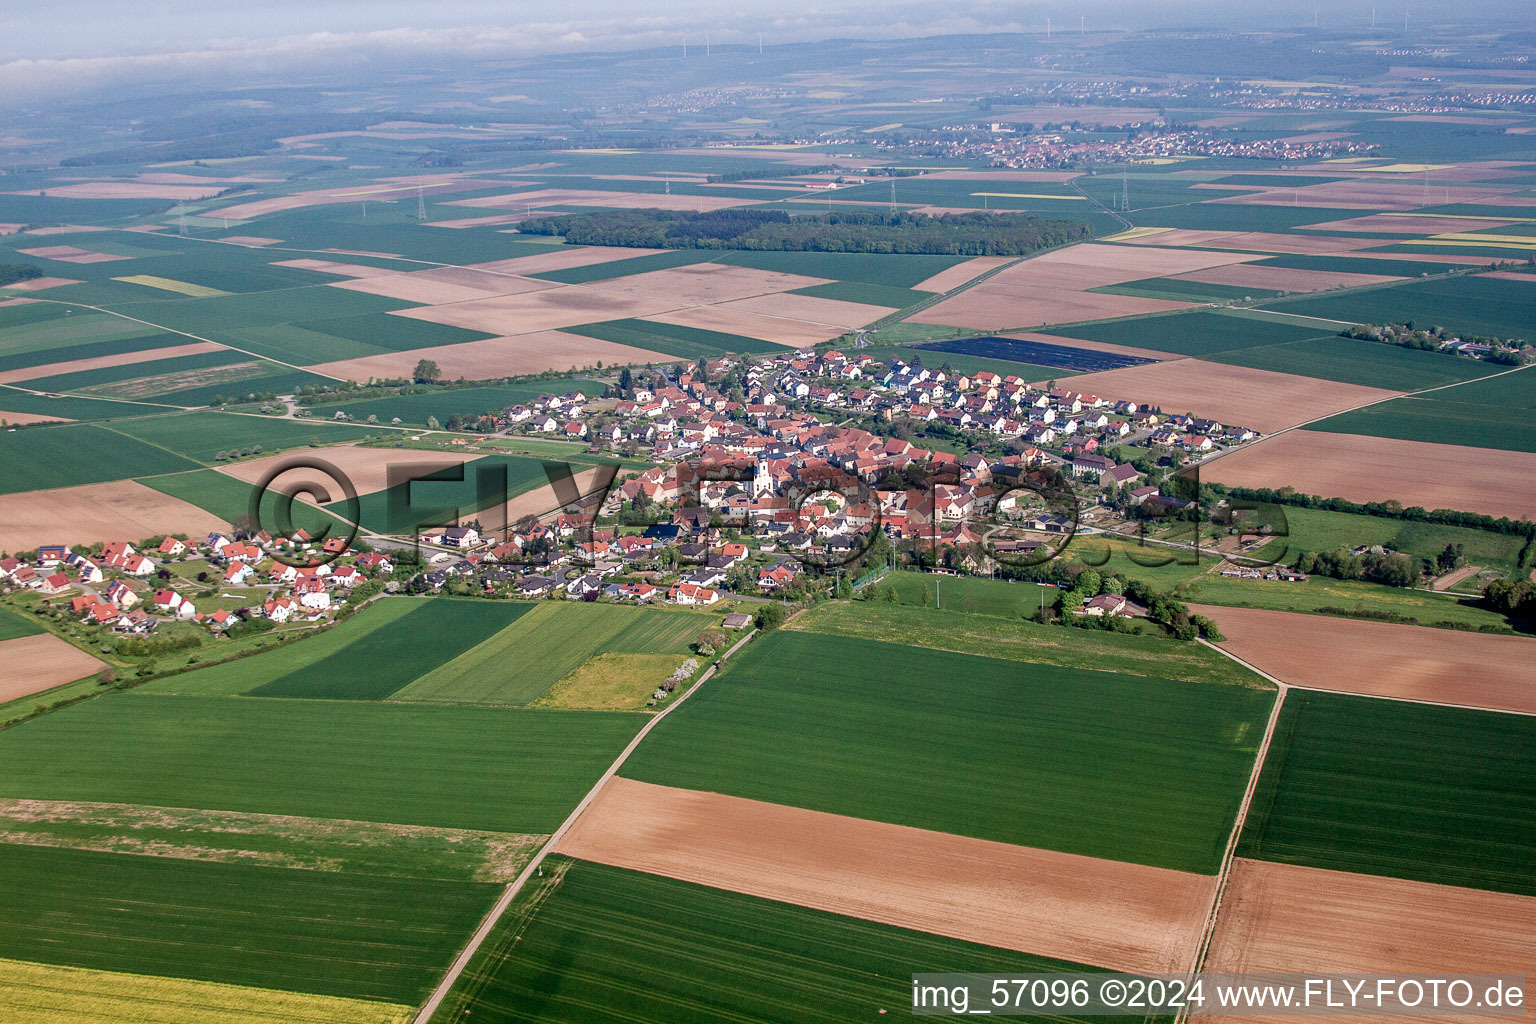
top-left (0, 1), bottom-right (1524, 103)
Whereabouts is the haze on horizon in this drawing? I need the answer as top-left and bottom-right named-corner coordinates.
top-left (0, 0), bottom-right (1527, 104)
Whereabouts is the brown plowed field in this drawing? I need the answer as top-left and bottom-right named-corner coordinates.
top-left (1189, 604), bottom-right (1536, 714)
top-left (719, 292), bottom-right (894, 329)
top-left (1115, 230), bottom-right (1386, 254)
top-left (0, 341), bottom-right (224, 385)
top-left (912, 256), bottom-right (1015, 292)
top-left (584, 263), bottom-right (829, 304)
top-left (465, 246), bottom-right (666, 276)
top-left (1056, 361), bottom-right (1397, 433)
top-left (0, 634), bottom-right (107, 703)
top-left (909, 244), bottom-right (1257, 330)
top-left (218, 235), bottom-right (282, 246)
top-left (218, 445), bottom-right (485, 498)
top-left (16, 246), bottom-right (130, 264)
top-left (1202, 431), bottom-right (1536, 522)
top-left (0, 479), bottom-right (228, 553)
top-left (328, 269), bottom-right (558, 305)
top-left (0, 276), bottom-right (81, 291)
top-left (12, 182), bottom-right (223, 200)
top-left (1200, 859), bottom-right (1536, 1024)
top-left (389, 287), bottom-right (681, 335)
top-left (1170, 264), bottom-right (1403, 293)
top-left (0, 410), bottom-right (73, 425)
top-left (311, 331), bottom-right (669, 382)
top-left (555, 777), bottom-right (1216, 975)
top-left (640, 306), bottom-right (833, 346)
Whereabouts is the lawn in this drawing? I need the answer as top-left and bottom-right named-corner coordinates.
top-left (1262, 274), bottom-right (1536, 341)
top-left (0, 692), bottom-right (640, 833)
top-left (561, 318), bottom-right (783, 361)
top-left (0, 606), bottom-right (43, 641)
top-left (0, 958), bottom-right (413, 1024)
top-left (532, 652), bottom-right (690, 711)
top-left (106, 411), bottom-right (376, 463)
top-left (790, 600), bottom-right (1268, 688)
top-left (0, 842), bottom-right (495, 1003)
top-left (1238, 690), bottom-right (1536, 896)
top-left (0, 423), bottom-right (201, 493)
top-left (310, 380), bottom-right (606, 427)
top-left (1304, 367), bottom-right (1536, 452)
top-left (395, 602), bottom-right (707, 706)
top-left (249, 599), bottom-right (529, 699)
top-left (1208, 335), bottom-right (1503, 391)
top-left (438, 858), bottom-right (1150, 1024)
top-left (621, 630), bottom-right (1274, 873)
top-left (1037, 309), bottom-right (1328, 357)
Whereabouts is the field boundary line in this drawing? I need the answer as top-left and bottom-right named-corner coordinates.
top-left (412, 626), bottom-right (759, 1024)
top-left (1179, 645), bottom-right (1289, 1024)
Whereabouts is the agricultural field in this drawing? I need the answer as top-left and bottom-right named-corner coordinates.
top-left (438, 857), bottom-right (1149, 1024)
top-left (15, 347), bottom-right (254, 394)
top-left (309, 379), bottom-right (606, 426)
top-left (528, 248), bottom-right (719, 283)
top-left (333, 452), bottom-right (552, 533)
top-left (0, 958), bottom-right (416, 1024)
top-left (1241, 503), bottom-right (1529, 576)
top-left (107, 410), bottom-right (376, 463)
top-left (1038, 309), bottom-right (1329, 357)
top-left (915, 334), bottom-right (1153, 372)
top-left (0, 606), bottom-right (43, 641)
top-left (560, 317), bottom-right (783, 360)
top-left (1208, 334), bottom-right (1504, 391)
top-left (856, 343), bottom-right (1077, 381)
top-left (1181, 572), bottom-right (1514, 631)
top-left (1305, 367), bottom-right (1536, 452)
top-left (137, 467), bottom-right (355, 537)
top-left (622, 630), bottom-right (1274, 873)
top-left (248, 600), bottom-right (529, 699)
top-left (0, 422), bottom-right (202, 493)
top-left (715, 249), bottom-right (973, 288)
top-left (396, 601), bottom-right (708, 705)
top-left (1262, 274), bottom-right (1536, 341)
top-left (1238, 690), bottom-right (1536, 895)
top-left (0, 842), bottom-right (495, 1004)
top-left (0, 692), bottom-right (641, 833)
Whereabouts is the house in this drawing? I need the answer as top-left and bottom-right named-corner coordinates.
top-left (518, 575), bottom-right (556, 598)
top-left (156, 537), bottom-right (187, 557)
top-left (36, 544), bottom-right (69, 566)
top-left (206, 608), bottom-right (240, 631)
top-left (223, 562), bottom-right (253, 585)
top-left (86, 602), bottom-right (119, 625)
top-left (294, 578), bottom-right (330, 610)
top-left (1082, 593), bottom-right (1127, 617)
top-left (758, 562), bottom-right (800, 589)
top-left (442, 526), bottom-right (480, 548)
top-left (329, 565), bottom-right (363, 588)
top-left (263, 596), bottom-right (297, 622)
top-left (668, 582), bottom-right (720, 606)
top-left (116, 554), bottom-right (154, 577)
top-left (104, 580), bottom-right (139, 608)
top-left (151, 589), bottom-right (185, 613)
top-left (356, 552), bottom-right (393, 573)
top-left (39, 572), bottom-right (72, 595)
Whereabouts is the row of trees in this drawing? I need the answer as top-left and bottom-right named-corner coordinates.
top-left (518, 208), bottom-right (1092, 256)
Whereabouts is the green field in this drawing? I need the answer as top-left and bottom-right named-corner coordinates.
top-left (1305, 367), bottom-right (1536, 452)
top-left (1208, 335), bottom-right (1502, 390)
top-left (790, 280), bottom-right (936, 307)
top-left (561, 318), bottom-right (784, 361)
top-left (16, 347), bottom-right (254, 394)
top-left (137, 467), bottom-right (355, 538)
top-left (440, 857), bottom-right (1151, 1024)
top-left (0, 842), bottom-right (495, 1003)
top-left (528, 248), bottom-right (718, 283)
top-left (333, 452), bottom-right (552, 533)
top-left (622, 630), bottom-right (1273, 873)
top-left (0, 692), bottom-right (641, 832)
top-left (1038, 310), bottom-right (1328, 357)
top-left (107, 411), bottom-right (375, 463)
top-left (791, 600), bottom-right (1269, 688)
top-left (0, 423), bottom-right (201, 493)
top-left (1262, 274), bottom-right (1536, 341)
top-left (1241, 504), bottom-right (1528, 576)
top-left (1183, 573), bottom-right (1513, 630)
top-left (310, 379), bottom-right (606, 426)
top-left (1239, 690), bottom-right (1536, 895)
top-left (0, 331), bottom-right (200, 374)
top-left (395, 601), bottom-right (707, 705)
top-left (249, 599), bottom-right (529, 699)
top-left (0, 607), bottom-right (43, 641)
top-left (1092, 277), bottom-right (1285, 303)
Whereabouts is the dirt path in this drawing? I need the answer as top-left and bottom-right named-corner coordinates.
top-left (1430, 563), bottom-right (1481, 592)
top-left (410, 627), bottom-right (758, 1024)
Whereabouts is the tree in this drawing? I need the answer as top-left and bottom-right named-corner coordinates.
top-left (756, 603), bottom-right (787, 631)
top-left (426, 415), bottom-right (442, 431)
top-left (413, 359), bottom-right (442, 384)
